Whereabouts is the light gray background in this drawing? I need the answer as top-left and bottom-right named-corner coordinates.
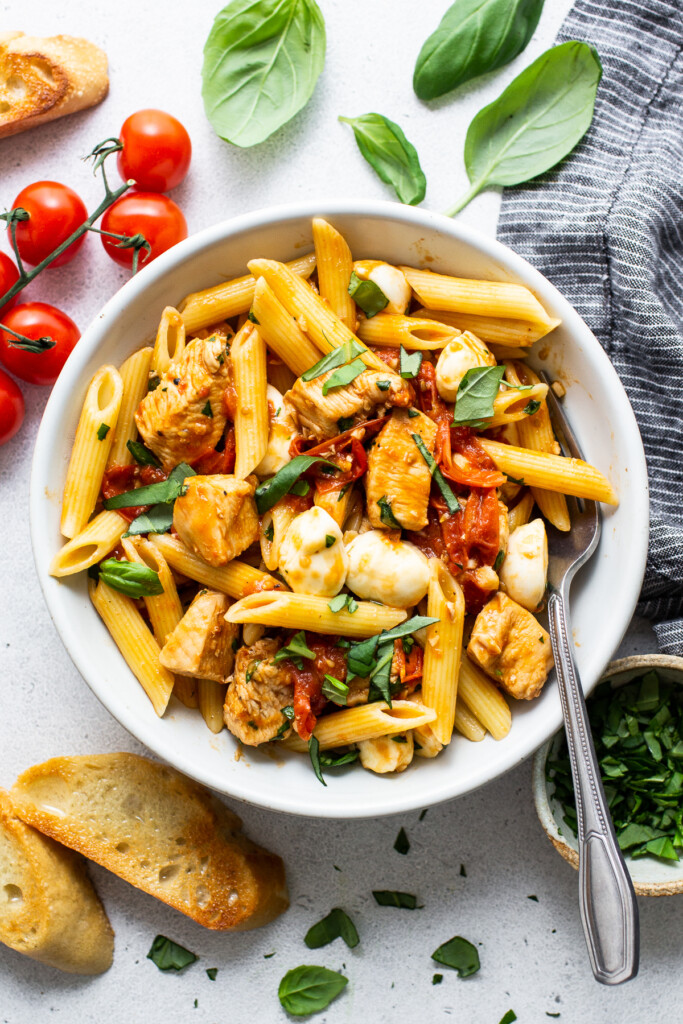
top-left (1, 1), bottom-right (679, 1022)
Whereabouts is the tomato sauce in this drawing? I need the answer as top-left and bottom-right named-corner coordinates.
top-left (100, 464), bottom-right (168, 522)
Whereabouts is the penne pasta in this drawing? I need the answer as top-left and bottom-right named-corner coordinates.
top-left (225, 591), bottom-right (406, 636)
top-left (266, 357), bottom-right (297, 395)
top-left (179, 253), bottom-right (316, 334)
top-left (458, 656), bottom-right (511, 741)
top-left (421, 560), bottom-right (465, 745)
top-left (151, 306), bottom-right (185, 375)
top-left (150, 533), bottom-right (283, 599)
top-left (232, 323), bottom-right (269, 479)
top-left (487, 381), bottom-right (549, 428)
top-left (414, 307), bottom-right (560, 347)
top-left (107, 347), bottom-right (153, 468)
top-left (60, 365), bottom-right (124, 539)
top-left (400, 267), bottom-right (554, 326)
top-left (174, 676), bottom-right (199, 709)
top-left (507, 490), bottom-right (536, 532)
top-left (50, 510), bottom-right (127, 577)
top-left (259, 500), bottom-right (297, 572)
top-left (357, 313), bottom-right (460, 350)
top-left (198, 679), bottom-right (226, 734)
top-left (453, 702), bottom-right (487, 742)
top-left (479, 439), bottom-right (618, 505)
top-left (312, 218), bottom-right (357, 331)
top-left (314, 483), bottom-right (355, 528)
top-left (252, 276), bottom-right (321, 377)
top-left (284, 700), bottom-right (437, 752)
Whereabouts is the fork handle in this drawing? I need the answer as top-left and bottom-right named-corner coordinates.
top-left (548, 588), bottom-right (639, 985)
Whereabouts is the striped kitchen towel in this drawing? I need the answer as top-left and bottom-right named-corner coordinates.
top-left (498, 0), bottom-right (683, 654)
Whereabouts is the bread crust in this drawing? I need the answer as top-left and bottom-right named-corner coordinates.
top-left (0, 32), bottom-right (108, 139)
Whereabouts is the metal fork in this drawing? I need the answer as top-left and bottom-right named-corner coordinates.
top-left (540, 372), bottom-right (639, 985)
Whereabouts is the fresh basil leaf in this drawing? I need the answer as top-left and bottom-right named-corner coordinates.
top-left (431, 935), bottom-right (480, 976)
top-left (274, 705), bottom-right (295, 739)
top-left (103, 462), bottom-right (195, 509)
top-left (347, 615), bottom-right (439, 679)
top-left (337, 414), bottom-right (355, 431)
top-left (527, 894), bottom-right (538, 902)
top-left (97, 422), bottom-right (110, 441)
top-left (348, 271), bottom-right (389, 318)
top-left (399, 346), bottom-right (423, 379)
top-left (408, 408), bottom-right (420, 418)
top-left (372, 890), bottom-right (420, 909)
top-left (411, 433), bottom-right (460, 513)
top-left (322, 674), bottom-right (349, 706)
top-left (319, 748), bottom-right (359, 768)
top-left (452, 365), bottom-right (505, 426)
top-left (377, 495), bottom-right (401, 529)
top-left (201, 400), bottom-right (213, 418)
top-left (498, 1012), bottom-right (518, 1024)
top-left (245, 659), bottom-right (261, 683)
top-left (275, 631), bottom-right (316, 664)
top-left (524, 399), bottom-right (541, 415)
top-left (325, 534), bottom-right (336, 548)
top-left (376, 379), bottom-right (391, 391)
top-left (147, 935), bottom-right (198, 972)
top-left (460, 863), bottom-right (467, 876)
top-left (278, 965), bottom-right (348, 1016)
top-left (99, 558), bottom-right (164, 598)
top-left (322, 356), bottom-right (366, 395)
top-left (255, 454), bottom-right (336, 514)
top-left (148, 374), bottom-right (161, 392)
top-left (394, 827), bottom-right (410, 855)
top-left (123, 502), bottom-right (175, 537)
top-left (368, 644), bottom-right (394, 704)
top-left (202, 0), bottom-right (326, 148)
top-left (301, 339), bottom-right (366, 381)
top-left (264, 522), bottom-right (275, 542)
top-left (126, 439), bottom-right (161, 467)
top-left (247, 310), bottom-right (260, 324)
top-left (414, 0), bottom-right (544, 100)
top-left (493, 549), bottom-right (505, 573)
top-left (309, 735), bottom-right (326, 787)
top-left (447, 41), bottom-right (603, 216)
top-left (339, 113), bottom-right (426, 205)
top-left (419, 808), bottom-right (428, 821)
top-left (304, 908), bottom-right (359, 949)
top-left (329, 593), bottom-right (350, 613)
top-left (290, 478), bottom-right (311, 497)
top-left (206, 968), bottom-right (218, 981)
top-left (433, 973), bottom-right (443, 984)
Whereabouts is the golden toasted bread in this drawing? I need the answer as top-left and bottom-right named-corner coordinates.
top-left (11, 753), bottom-right (288, 931)
top-left (0, 788), bottom-right (113, 974)
top-left (0, 32), bottom-right (108, 139)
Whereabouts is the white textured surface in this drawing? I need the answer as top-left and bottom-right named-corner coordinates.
top-left (0, 1), bottom-right (680, 1022)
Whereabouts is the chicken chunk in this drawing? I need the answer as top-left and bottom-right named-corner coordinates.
top-left (285, 365), bottom-right (411, 438)
top-left (365, 408), bottom-right (437, 531)
top-left (224, 638), bottom-right (293, 746)
top-left (159, 590), bottom-right (237, 682)
top-left (135, 335), bottom-right (231, 470)
top-left (173, 474), bottom-right (259, 567)
top-left (358, 733), bottom-right (414, 774)
top-left (467, 592), bottom-right (553, 700)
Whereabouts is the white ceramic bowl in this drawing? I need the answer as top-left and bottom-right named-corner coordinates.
top-left (30, 200), bottom-right (649, 818)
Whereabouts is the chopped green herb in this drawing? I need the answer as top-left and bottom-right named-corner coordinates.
top-left (524, 399), bottom-right (541, 415)
top-left (301, 340), bottom-right (366, 382)
top-left (304, 908), bottom-right (359, 949)
top-left (275, 632), bottom-right (316, 666)
top-left (348, 271), bottom-right (388, 318)
top-left (546, 1014), bottom-right (560, 1018)
top-left (337, 482), bottom-right (351, 502)
top-left (392, 735), bottom-right (408, 743)
top-left (399, 345), bottom-right (423, 379)
top-left (274, 705), bottom-right (295, 739)
top-left (411, 432), bottom-right (460, 513)
top-left (104, 462), bottom-right (195, 510)
top-left (322, 674), bottom-right (349, 706)
top-left (97, 422), bottom-right (110, 441)
top-left (255, 454), bottom-right (336, 514)
top-left (245, 660), bottom-right (261, 683)
top-left (319, 748), bottom-right (359, 768)
top-left (408, 408), bottom-right (420, 418)
top-left (347, 615), bottom-right (439, 679)
top-left (322, 356), bottom-right (366, 396)
top-left (148, 374), bottom-right (161, 391)
top-left (329, 593), bottom-right (351, 613)
top-left (505, 473), bottom-right (525, 485)
top-left (432, 973), bottom-right (443, 985)
top-left (394, 827), bottom-right (410, 855)
top-left (290, 478), bottom-right (311, 497)
top-left (527, 894), bottom-right (538, 902)
top-left (194, 999), bottom-right (198, 1008)
top-left (309, 735), bottom-right (326, 786)
top-left (337, 415), bottom-right (355, 432)
top-left (247, 310), bottom-right (260, 324)
top-left (376, 379), bottom-right (391, 391)
top-left (147, 935), bottom-right (198, 972)
top-left (126, 439), bottom-right (161, 466)
top-left (498, 1012), bottom-right (517, 1024)
top-left (460, 864), bottom-right (467, 877)
top-left (493, 549), bottom-right (505, 573)
top-left (431, 935), bottom-right (480, 977)
top-left (264, 951), bottom-right (276, 958)
top-left (231, 637), bottom-right (240, 652)
top-left (325, 534), bottom-right (336, 548)
top-left (206, 968), bottom-right (218, 981)
top-left (419, 809), bottom-right (428, 821)
top-left (452, 365), bottom-right (505, 427)
top-left (201, 401), bottom-right (213, 417)
top-left (278, 965), bottom-right (348, 1017)
top-left (372, 890), bottom-right (420, 909)
top-left (377, 495), bottom-right (401, 529)
top-left (98, 558), bottom-right (163, 598)
top-left (264, 523), bottom-right (274, 542)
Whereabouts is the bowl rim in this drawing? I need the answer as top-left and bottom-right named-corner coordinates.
top-left (29, 198), bottom-right (650, 818)
top-left (533, 654), bottom-right (683, 896)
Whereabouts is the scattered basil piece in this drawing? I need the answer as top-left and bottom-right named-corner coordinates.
top-left (372, 890), bottom-right (420, 909)
top-left (309, 735), bottom-right (326, 786)
top-left (399, 346), bottom-right (423, 379)
top-left (247, 309), bottom-right (260, 324)
top-left (493, 549), bottom-right (505, 573)
top-left (419, 808), bottom-right (428, 821)
top-left (377, 495), bottom-right (401, 529)
top-left (408, 408), bottom-right (420, 418)
top-left (147, 935), bottom-right (198, 972)
top-left (431, 935), bottom-right (480, 976)
top-left (325, 534), bottom-right (336, 548)
top-left (546, 1014), bottom-right (561, 1018)
top-left (319, 748), bottom-right (359, 768)
top-left (97, 422), bottom-right (110, 441)
top-left (337, 415), bottom-right (355, 432)
top-left (322, 356), bottom-right (366, 395)
top-left (274, 705), bottom-right (295, 739)
top-left (322, 674), bottom-right (349, 706)
top-left (394, 827), bottom-right (410, 855)
top-left (148, 374), bottom-right (160, 391)
top-left (376, 379), bottom-right (391, 391)
top-left (302, 339), bottom-right (366, 382)
top-left (460, 864), bottom-right (467, 876)
top-left (328, 593), bottom-right (357, 614)
top-left (348, 271), bottom-right (389, 318)
top-left (126, 439), bottom-right (161, 467)
top-left (413, 0), bottom-right (544, 100)
top-left (367, 645), bottom-right (394, 705)
top-left (304, 908), bottom-right (359, 949)
top-left (452, 365), bottom-right (505, 426)
top-left (201, 401), bottom-right (213, 418)
top-left (432, 973), bottom-right (443, 985)
top-left (278, 965), bottom-right (348, 1017)
top-left (411, 433), bottom-right (460, 513)
top-left (264, 522), bottom-right (275, 542)
top-left (339, 113), bottom-right (426, 205)
top-left (347, 615), bottom-right (439, 678)
top-left (123, 503), bottom-right (175, 537)
top-left (104, 462), bottom-right (195, 510)
top-left (202, 0), bottom-right (326, 148)
top-left (98, 558), bottom-right (163, 598)
top-left (245, 660), bottom-right (261, 683)
top-left (337, 483), bottom-right (351, 501)
top-left (264, 951), bottom-right (276, 958)
top-left (527, 894), bottom-right (538, 902)
top-left (447, 41), bottom-right (603, 216)
top-left (255, 455), bottom-right (336, 514)
top-left (206, 968), bottom-right (218, 981)
top-left (275, 631), bottom-right (316, 666)
top-left (524, 399), bottom-right (541, 415)
top-left (498, 1012), bottom-right (518, 1024)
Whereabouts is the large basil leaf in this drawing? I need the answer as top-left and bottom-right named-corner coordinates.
top-left (278, 965), bottom-right (348, 1016)
top-left (447, 41), bottom-right (602, 216)
top-left (339, 113), bottom-right (426, 205)
top-left (413, 0), bottom-right (545, 100)
top-left (202, 0), bottom-right (326, 148)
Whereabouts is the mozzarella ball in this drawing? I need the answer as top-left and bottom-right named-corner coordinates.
top-left (367, 263), bottom-right (412, 315)
top-left (345, 530), bottom-right (430, 607)
top-left (358, 733), bottom-right (414, 774)
top-left (435, 332), bottom-right (496, 401)
top-left (255, 385), bottom-right (296, 478)
top-left (499, 519), bottom-right (548, 611)
top-left (279, 506), bottom-right (348, 597)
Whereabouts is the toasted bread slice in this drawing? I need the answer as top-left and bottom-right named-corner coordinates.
top-left (0, 788), bottom-right (113, 974)
top-left (11, 754), bottom-right (288, 931)
top-left (0, 32), bottom-right (108, 139)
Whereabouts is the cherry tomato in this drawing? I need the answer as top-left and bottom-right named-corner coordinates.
top-left (0, 367), bottom-right (24, 445)
top-left (0, 303), bottom-right (80, 386)
top-left (100, 192), bottom-right (187, 269)
top-left (117, 109), bottom-right (192, 192)
top-left (0, 252), bottom-right (20, 316)
top-left (10, 181), bottom-right (87, 268)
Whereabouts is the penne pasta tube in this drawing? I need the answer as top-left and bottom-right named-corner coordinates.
top-left (414, 307), bottom-right (560, 347)
top-left (225, 591), bottom-right (406, 636)
top-left (232, 322), bottom-right (269, 479)
top-left (174, 676), bottom-right (199, 709)
top-left (266, 357), bottom-right (297, 395)
top-left (488, 344), bottom-right (535, 361)
top-left (179, 253), bottom-right (316, 334)
top-left (247, 258), bottom-right (387, 372)
top-left (421, 560), bottom-right (465, 745)
top-left (60, 366), bottom-right (124, 539)
top-left (121, 536), bottom-right (183, 646)
top-left (488, 381), bottom-right (549, 428)
top-left (151, 307), bottom-right (185, 375)
top-left (150, 533), bottom-right (284, 598)
top-left (507, 490), bottom-right (536, 532)
top-left (252, 276), bottom-right (321, 376)
top-left (314, 483), bottom-right (355, 528)
top-left (284, 700), bottom-right (437, 752)
top-left (50, 510), bottom-right (127, 577)
top-left (458, 656), bottom-right (511, 741)
top-left (312, 218), bottom-right (356, 331)
top-left (90, 580), bottom-right (174, 716)
top-left (453, 702), bottom-right (487, 742)
top-left (400, 267), bottom-right (555, 327)
top-left (479, 439), bottom-right (618, 505)
top-left (198, 679), bottom-right (226, 734)
top-left (107, 347), bottom-right (154, 468)
top-left (259, 500), bottom-right (297, 572)
top-left (357, 313), bottom-right (460, 350)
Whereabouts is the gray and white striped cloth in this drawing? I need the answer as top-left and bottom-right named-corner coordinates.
top-left (498, 0), bottom-right (683, 654)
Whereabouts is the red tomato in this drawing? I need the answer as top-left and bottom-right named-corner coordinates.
top-left (0, 252), bottom-right (20, 316)
top-left (0, 367), bottom-right (24, 445)
top-left (10, 181), bottom-right (87, 267)
top-left (117, 109), bottom-right (192, 191)
top-left (100, 193), bottom-right (187, 269)
top-left (0, 303), bottom-right (80, 385)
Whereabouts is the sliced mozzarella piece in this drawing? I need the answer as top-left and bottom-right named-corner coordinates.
top-left (435, 333), bottom-right (496, 401)
top-left (278, 506), bottom-right (349, 597)
top-left (499, 518), bottom-right (548, 611)
top-left (367, 263), bottom-right (412, 315)
top-left (345, 529), bottom-right (430, 607)
top-left (255, 385), bottom-right (296, 477)
top-left (358, 733), bottom-right (414, 774)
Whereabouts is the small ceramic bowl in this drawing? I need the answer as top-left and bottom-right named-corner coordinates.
top-left (533, 654), bottom-right (683, 896)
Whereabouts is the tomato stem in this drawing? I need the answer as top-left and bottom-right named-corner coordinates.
top-left (85, 226), bottom-right (152, 275)
top-left (0, 321), bottom-right (55, 352)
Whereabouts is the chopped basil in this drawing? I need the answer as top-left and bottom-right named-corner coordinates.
top-left (337, 414), bottom-right (355, 431)
top-left (377, 495), bottom-right (401, 529)
top-left (148, 374), bottom-right (161, 391)
top-left (322, 674), bottom-right (349, 706)
top-left (104, 462), bottom-right (195, 510)
top-left (255, 455), bottom-right (336, 514)
top-left (432, 974), bottom-right (443, 985)
top-left (274, 705), bottom-right (295, 739)
top-left (411, 433), bottom-right (460, 513)
top-left (493, 549), bottom-right (505, 573)
top-left (247, 309), bottom-right (260, 324)
top-left (460, 864), bottom-right (467, 876)
top-left (399, 346), bottom-right (423, 379)
top-left (546, 1014), bottom-right (561, 1019)
top-left (376, 379), bottom-right (391, 391)
top-left (309, 735), bottom-right (326, 786)
top-left (524, 399), bottom-right (541, 415)
top-left (245, 660), bottom-right (261, 683)
top-left (452, 365), bottom-right (506, 427)
top-left (499, 1012), bottom-right (518, 1024)
top-left (126, 439), bottom-right (161, 467)
top-left (322, 356), bottom-right (366, 396)
top-left (394, 827), bottom-right (410, 855)
top-left (372, 890), bottom-right (420, 909)
top-left (505, 473), bottom-right (525, 485)
top-left (347, 615), bottom-right (439, 679)
top-left (278, 965), bottom-right (348, 1016)
top-left (393, 736), bottom-right (408, 743)
top-left (408, 408), bottom-right (420, 418)
top-left (301, 339), bottom-right (366, 382)
top-left (337, 482), bottom-right (351, 501)
top-left (98, 558), bottom-right (163, 598)
top-left (304, 908), bottom-right (359, 949)
top-left (201, 401), bottom-right (213, 417)
top-left (419, 808), bottom-right (428, 821)
top-left (348, 270), bottom-right (388, 318)
top-left (319, 748), bottom-right (358, 768)
top-left (147, 935), bottom-right (198, 972)
top-left (325, 534), bottom-right (336, 548)
top-left (206, 968), bottom-right (218, 981)
top-left (264, 523), bottom-right (274, 542)
top-left (431, 935), bottom-right (480, 977)
top-left (264, 951), bottom-right (276, 959)
top-left (328, 593), bottom-right (357, 614)
top-left (97, 422), bottom-right (110, 441)
top-left (274, 631), bottom-right (316, 666)
top-left (290, 478), bottom-right (311, 497)
top-left (368, 646), bottom-right (394, 704)
top-left (527, 894), bottom-right (538, 902)
top-left (123, 504), bottom-right (173, 537)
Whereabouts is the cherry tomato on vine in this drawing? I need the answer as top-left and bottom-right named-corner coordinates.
top-left (117, 110), bottom-right (192, 192)
top-left (100, 192), bottom-right (187, 269)
top-left (0, 367), bottom-right (24, 445)
top-left (0, 303), bottom-right (80, 386)
top-left (10, 181), bottom-right (87, 268)
top-left (0, 252), bottom-right (20, 316)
